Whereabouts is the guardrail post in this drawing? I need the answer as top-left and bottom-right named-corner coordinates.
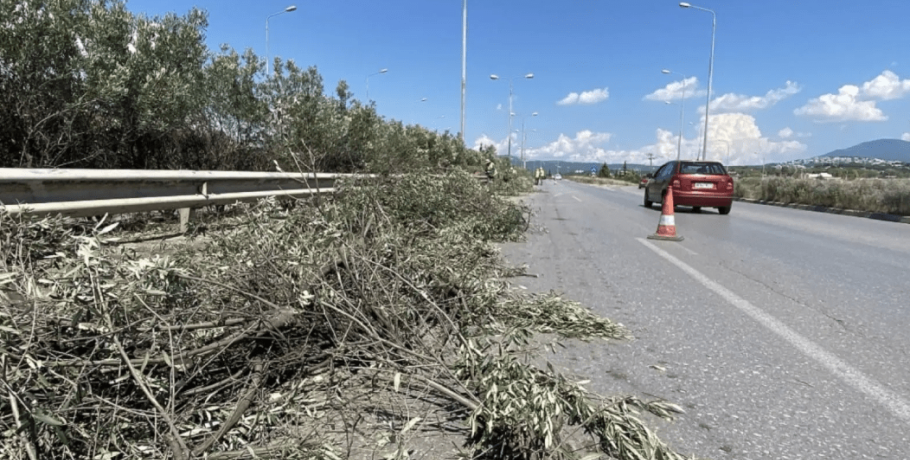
top-left (178, 207), bottom-right (194, 233)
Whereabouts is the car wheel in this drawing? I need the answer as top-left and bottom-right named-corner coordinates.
top-left (718, 205), bottom-right (731, 215)
top-left (692, 206), bottom-right (701, 213)
top-left (643, 191), bottom-right (652, 208)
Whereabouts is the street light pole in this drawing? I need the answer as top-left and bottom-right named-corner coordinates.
top-left (461, 0), bottom-right (467, 144)
top-left (366, 68), bottom-right (388, 101)
top-left (518, 112), bottom-right (538, 169)
top-left (508, 81), bottom-right (513, 160)
top-left (679, 2), bottom-right (715, 161)
top-left (661, 69), bottom-right (688, 161)
top-left (490, 73), bottom-right (533, 160)
top-left (266, 5), bottom-right (297, 77)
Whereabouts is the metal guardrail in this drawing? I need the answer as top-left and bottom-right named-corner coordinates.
top-left (0, 168), bottom-right (351, 231)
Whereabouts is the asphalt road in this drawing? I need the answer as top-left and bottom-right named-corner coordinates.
top-left (500, 179), bottom-right (910, 460)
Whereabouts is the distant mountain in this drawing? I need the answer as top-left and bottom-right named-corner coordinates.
top-left (820, 139), bottom-right (910, 162)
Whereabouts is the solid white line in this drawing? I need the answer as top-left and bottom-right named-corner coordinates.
top-left (572, 196), bottom-right (582, 202)
top-left (637, 237), bottom-right (910, 423)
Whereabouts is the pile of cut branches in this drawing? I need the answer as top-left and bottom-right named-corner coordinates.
top-left (1, 170), bottom-right (692, 460)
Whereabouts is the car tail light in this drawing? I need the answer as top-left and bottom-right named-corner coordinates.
top-left (726, 180), bottom-right (733, 191)
top-left (672, 179), bottom-right (681, 189)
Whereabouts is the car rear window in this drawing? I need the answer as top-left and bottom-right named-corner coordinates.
top-left (679, 162), bottom-right (726, 175)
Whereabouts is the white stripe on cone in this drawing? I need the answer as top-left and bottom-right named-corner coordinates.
top-left (659, 215), bottom-right (675, 226)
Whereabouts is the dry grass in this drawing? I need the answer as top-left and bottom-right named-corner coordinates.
top-left (735, 177), bottom-right (910, 215)
top-left (1, 171), bottom-right (694, 460)
top-left (565, 176), bottom-right (635, 187)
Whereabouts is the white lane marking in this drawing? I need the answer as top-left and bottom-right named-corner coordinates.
top-left (554, 193), bottom-right (563, 198)
top-left (638, 237), bottom-right (910, 423)
top-left (572, 196), bottom-right (582, 202)
top-left (680, 246), bottom-right (698, 256)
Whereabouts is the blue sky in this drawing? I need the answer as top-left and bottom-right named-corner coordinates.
top-left (126, 0), bottom-right (910, 166)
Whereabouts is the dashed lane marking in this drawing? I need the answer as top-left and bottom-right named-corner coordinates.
top-left (572, 196), bottom-right (582, 202)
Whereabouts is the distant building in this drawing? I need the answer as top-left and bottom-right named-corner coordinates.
top-left (806, 172), bottom-right (833, 179)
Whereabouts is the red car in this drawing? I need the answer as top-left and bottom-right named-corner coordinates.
top-left (638, 173), bottom-right (651, 189)
top-left (643, 160), bottom-right (734, 215)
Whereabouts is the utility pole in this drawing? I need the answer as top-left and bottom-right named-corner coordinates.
top-left (460, 0), bottom-right (466, 144)
top-left (647, 153), bottom-right (656, 167)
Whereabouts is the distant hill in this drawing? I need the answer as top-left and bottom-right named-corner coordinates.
top-left (820, 139), bottom-right (910, 162)
top-left (507, 158), bottom-right (660, 175)
top-left (508, 139), bottom-right (910, 172)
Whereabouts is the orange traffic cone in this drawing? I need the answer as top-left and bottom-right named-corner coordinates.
top-left (647, 186), bottom-right (684, 241)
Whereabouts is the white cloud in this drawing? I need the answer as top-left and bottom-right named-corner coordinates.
top-left (902, 133), bottom-right (910, 142)
top-left (527, 130), bottom-right (613, 159)
top-left (777, 127), bottom-right (811, 139)
top-left (794, 84), bottom-right (887, 122)
top-left (516, 112), bottom-right (805, 166)
top-left (794, 71), bottom-right (910, 122)
top-left (861, 70), bottom-right (910, 100)
top-left (708, 81), bottom-right (801, 112)
top-left (701, 113), bottom-right (807, 164)
top-left (473, 133), bottom-right (516, 156)
top-left (557, 88), bottom-right (609, 105)
top-left (644, 77), bottom-right (703, 102)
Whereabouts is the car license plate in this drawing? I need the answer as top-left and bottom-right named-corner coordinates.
top-left (694, 182), bottom-right (713, 189)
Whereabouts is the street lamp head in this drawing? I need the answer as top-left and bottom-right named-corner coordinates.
top-left (489, 74), bottom-right (500, 80)
top-left (420, 97), bottom-right (427, 102)
top-left (379, 68), bottom-right (388, 74)
top-left (661, 69), bottom-right (671, 74)
top-left (532, 112), bottom-right (538, 116)
top-left (679, 2), bottom-right (691, 8)
top-left (524, 73), bottom-right (534, 79)
top-left (285, 5), bottom-right (297, 12)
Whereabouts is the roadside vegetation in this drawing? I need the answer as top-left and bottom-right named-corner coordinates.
top-left (565, 176), bottom-right (637, 187)
top-left (0, 0), bottom-right (512, 178)
top-left (1, 172), bottom-right (691, 460)
top-left (563, 162), bottom-right (642, 186)
top-left (734, 177), bottom-right (910, 216)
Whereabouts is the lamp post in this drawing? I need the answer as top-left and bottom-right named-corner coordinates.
top-left (461, 0), bottom-right (467, 144)
top-left (518, 112), bottom-right (538, 169)
top-left (366, 68), bottom-right (388, 101)
top-left (266, 5), bottom-right (297, 77)
top-left (490, 73), bottom-right (534, 160)
top-left (523, 128), bottom-right (538, 170)
top-left (661, 69), bottom-right (688, 161)
top-left (679, 2), bottom-right (715, 161)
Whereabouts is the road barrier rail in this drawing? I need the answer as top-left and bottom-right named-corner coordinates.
top-left (0, 168), bottom-right (349, 231)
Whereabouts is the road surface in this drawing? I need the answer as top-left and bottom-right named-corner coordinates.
top-left (500, 179), bottom-right (910, 460)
